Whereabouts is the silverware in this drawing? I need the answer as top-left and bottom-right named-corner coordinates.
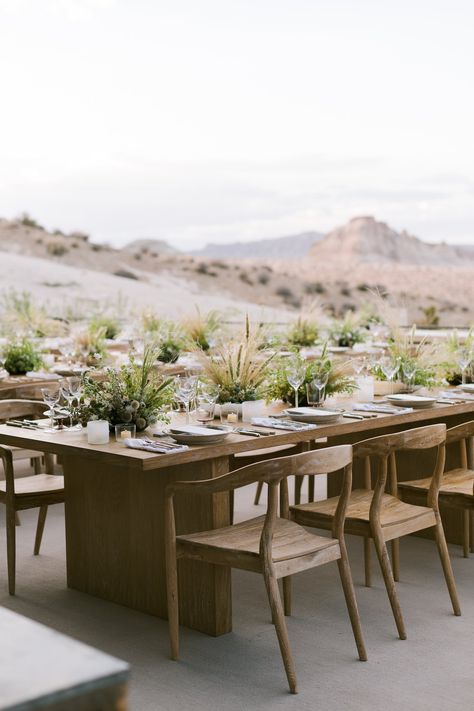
top-left (342, 413), bottom-right (364, 420)
top-left (235, 428), bottom-right (275, 437)
top-left (6, 420), bottom-right (42, 430)
top-left (142, 437), bottom-right (183, 450)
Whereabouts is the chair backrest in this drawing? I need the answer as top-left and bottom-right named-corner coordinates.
top-left (165, 444), bottom-right (353, 560)
top-left (352, 424), bottom-right (447, 517)
top-left (0, 399), bottom-right (47, 422)
top-left (446, 420), bottom-right (474, 470)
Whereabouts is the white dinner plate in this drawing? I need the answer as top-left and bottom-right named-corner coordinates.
top-left (169, 425), bottom-right (230, 445)
top-left (386, 394), bottom-right (436, 409)
top-left (284, 407), bottom-right (342, 423)
top-left (459, 384), bottom-right (474, 394)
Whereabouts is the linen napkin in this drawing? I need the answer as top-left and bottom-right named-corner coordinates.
top-left (352, 404), bottom-right (413, 415)
top-left (439, 390), bottom-right (474, 402)
top-left (124, 438), bottom-right (189, 454)
top-left (251, 417), bottom-right (317, 431)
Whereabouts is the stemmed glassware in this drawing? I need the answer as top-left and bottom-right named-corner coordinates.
top-left (41, 385), bottom-right (61, 433)
top-left (174, 375), bottom-right (197, 424)
top-left (402, 361), bottom-right (417, 393)
top-left (306, 370), bottom-right (329, 407)
top-left (379, 356), bottom-right (399, 395)
top-left (287, 362), bottom-right (306, 408)
top-left (61, 377), bottom-right (82, 430)
top-left (458, 350), bottom-right (472, 385)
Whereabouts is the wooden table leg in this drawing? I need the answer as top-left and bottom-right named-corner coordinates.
top-left (63, 455), bottom-right (232, 636)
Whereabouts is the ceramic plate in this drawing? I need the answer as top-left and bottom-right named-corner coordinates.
top-left (169, 425), bottom-right (230, 445)
top-left (284, 407), bottom-right (342, 423)
top-left (459, 384), bottom-right (474, 394)
top-left (386, 394), bottom-right (436, 409)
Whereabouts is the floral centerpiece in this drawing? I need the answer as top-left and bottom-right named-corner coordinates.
top-left (329, 313), bottom-right (366, 348)
top-left (264, 344), bottom-right (357, 406)
top-left (77, 346), bottom-right (173, 431)
top-left (196, 317), bottom-right (274, 404)
top-left (286, 316), bottom-right (319, 348)
top-left (183, 307), bottom-right (221, 351)
top-left (371, 325), bottom-right (440, 389)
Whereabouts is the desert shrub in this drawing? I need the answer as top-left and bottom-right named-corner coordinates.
top-left (114, 269), bottom-right (139, 280)
top-left (46, 242), bottom-right (68, 257)
top-left (304, 282), bottom-right (326, 295)
top-left (421, 305), bottom-right (440, 327)
top-left (239, 271), bottom-right (253, 285)
top-left (69, 231), bottom-right (89, 242)
top-left (211, 261), bottom-right (229, 270)
top-left (134, 253), bottom-right (142, 260)
top-left (275, 286), bottom-right (294, 300)
top-left (357, 283), bottom-right (370, 292)
top-left (91, 243), bottom-right (103, 252)
top-left (340, 285), bottom-right (351, 297)
top-left (18, 212), bottom-right (44, 230)
top-left (257, 272), bottom-right (270, 285)
top-left (196, 263), bottom-right (209, 274)
top-left (91, 315), bottom-right (121, 340)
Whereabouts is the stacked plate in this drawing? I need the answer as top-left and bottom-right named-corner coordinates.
top-left (169, 425), bottom-right (231, 445)
top-left (386, 394), bottom-right (436, 409)
top-left (284, 407), bottom-right (342, 424)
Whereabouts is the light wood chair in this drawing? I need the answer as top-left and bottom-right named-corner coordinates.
top-left (165, 445), bottom-right (367, 694)
top-left (230, 443), bottom-right (298, 510)
top-left (290, 424), bottom-right (460, 641)
top-left (398, 420), bottom-right (474, 558)
top-left (0, 399), bottom-right (64, 594)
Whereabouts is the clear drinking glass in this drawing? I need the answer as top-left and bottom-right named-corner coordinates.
top-left (195, 396), bottom-right (215, 423)
top-left (174, 375), bottom-right (197, 424)
top-left (287, 364), bottom-right (306, 408)
top-left (41, 385), bottom-right (61, 433)
top-left (309, 370), bottom-right (329, 407)
top-left (379, 357), bottom-right (399, 395)
top-left (459, 350), bottom-right (472, 385)
top-left (61, 377), bottom-right (82, 430)
top-left (402, 361), bottom-right (417, 393)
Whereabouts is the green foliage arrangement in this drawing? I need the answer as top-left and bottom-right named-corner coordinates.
top-left (286, 316), bottom-right (319, 348)
top-left (371, 325), bottom-right (440, 388)
top-left (78, 346), bottom-right (174, 431)
top-left (438, 329), bottom-right (474, 385)
top-left (74, 324), bottom-right (108, 366)
top-left (1, 339), bottom-right (43, 375)
top-left (197, 317), bottom-right (274, 403)
top-left (329, 313), bottom-right (366, 348)
top-left (156, 322), bottom-right (185, 363)
top-left (183, 307), bottom-right (220, 351)
top-left (264, 345), bottom-right (357, 406)
top-left (90, 315), bottom-right (121, 340)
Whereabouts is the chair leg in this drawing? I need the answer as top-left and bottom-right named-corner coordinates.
top-left (282, 576), bottom-right (292, 616)
top-left (6, 507), bottom-right (16, 595)
top-left (308, 475), bottom-right (315, 503)
top-left (254, 481), bottom-right (264, 506)
top-left (371, 529), bottom-right (406, 639)
top-left (15, 512), bottom-right (21, 526)
top-left (470, 511), bottom-right (474, 553)
top-left (294, 476), bottom-right (304, 506)
top-left (463, 510), bottom-right (469, 558)
top-left (34, 506), bottom-right (48, 555)
top-left (434, 519), bottom-right (461, 616)
top-left (165, 551), bottom-right (180, 660)
top-left (229, 490), bottom-right (234, 526)
top-left (263, 573), bottom-right (298, 694)
top-left (391, 539), bottom-right (400, 582)
top-left (337, 543), bottom-right (368, 661)
top-left (364, 538), bottom-right (371, 587)
top-left (44, 453), bottom-right (55, 475)
top-left (33, 457), bottom-right (42, 475)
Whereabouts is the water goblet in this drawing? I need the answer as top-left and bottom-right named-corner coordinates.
top-left (174, 375), bottom-right (197, 424)
top-left (61, 377), bottom-right (82, 430)
top-left (402, 361), bottom-right (417, 393)
top-left (459, 350), bottom-right (472, 385)
top-left (41, 385), bottom-right (61, 433)
top-left (311, 370), bottom-right (329, 407)
top-left (379, 357), bottom-right (399, 395)
top-left (287, 363), bottom-right (306, 408)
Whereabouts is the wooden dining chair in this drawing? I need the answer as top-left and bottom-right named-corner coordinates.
top-left (398, 420), bottom-right (474, 558)
top-left (165, 445), bottom-right (367, 694)
top-left (290, 424), bottom-right (460, 641)
top-left (0, 399), bottom-right (64, 594)
top-left (230, 443), bottom-right (298, 510)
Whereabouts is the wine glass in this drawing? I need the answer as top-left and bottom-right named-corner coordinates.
top-left (287, 363), bottom-right (306, 408)
top-left (310, 370), bottom-right (329, 407)
top-left (41, 385), bottom-right (61, 433)
top-left (402, 361), bottom-right (417, 393)
top-left (195, 396), bottom-right (216, 424)
top-left (61, 377), bottom-right (82, 430)
top-left (459, 350), bottom-right (472, 385)
top-left (174, 376), bottom-right (197, 424)
top-left (59, 340), bottom-right (75, 369)
top-left (379, 356), bottom-right (399, 395)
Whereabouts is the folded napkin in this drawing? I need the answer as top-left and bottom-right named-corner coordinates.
top-left (439, 390), bottom-right (474, 401)
top-left (251, 417), bottom-right (317, 431)
top-left (124, 438), bottom-right (189, 454)
top-left (353, 404), bottom-right (413, 415)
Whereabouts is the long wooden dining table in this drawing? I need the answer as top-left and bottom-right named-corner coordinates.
top-left (1, 398), bottom-right (474, 637)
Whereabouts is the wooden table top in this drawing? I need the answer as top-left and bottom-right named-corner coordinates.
top-left (1, 398), bottom-right (474, 472)
top-left (0, 606), bottom-right (128, 710)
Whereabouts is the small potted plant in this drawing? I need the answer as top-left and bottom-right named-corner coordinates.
top-left (1, 338), bottom-right (43, 375)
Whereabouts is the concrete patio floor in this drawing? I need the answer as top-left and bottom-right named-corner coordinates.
top-left (0, 469), bottom-right (472, 711)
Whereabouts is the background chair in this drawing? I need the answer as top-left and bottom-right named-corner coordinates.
top-left (165, 445), bottom-right (366, 694)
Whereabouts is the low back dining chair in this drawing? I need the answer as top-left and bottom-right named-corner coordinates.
top-left (290, 424), bottom-right (460, 641)
top-left (164, 445), bottom-right (366, 694)
top-left (398, 420), bottom-right (474, 557)
top-left (0, 399), bottom-right (64, 594)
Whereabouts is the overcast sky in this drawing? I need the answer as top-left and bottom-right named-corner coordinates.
top-left (0, 0), bottom-right (473, 249)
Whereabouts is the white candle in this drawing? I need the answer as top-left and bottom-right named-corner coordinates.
top-left (87, 420), bottom-right (110, 444)
top-left (120, 430), bottom-right (132, 439)
top-left (227, 412), bottom-right (238, 423)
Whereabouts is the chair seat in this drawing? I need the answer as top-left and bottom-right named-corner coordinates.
top-left (399, 469), bottom-right (474, 499)
top-left (177, 515), bottom-right (338, 565)
top-left (2, 445), bottom-right (42, 461)
top-left (0, 474), bottom-right (64, 497)
top-left (291, 489), bottom-right (436, 536)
